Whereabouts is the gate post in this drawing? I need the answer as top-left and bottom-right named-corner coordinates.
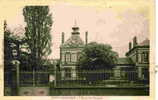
top-left (11, 60), bottom-right (20, 95)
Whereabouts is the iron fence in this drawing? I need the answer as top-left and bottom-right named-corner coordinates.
top-left (4, 68), bottom-right (149, 88)
top-left (55, 69), bottom-right (149, 88)
top-left (19, 71), bottom-right (49, 86)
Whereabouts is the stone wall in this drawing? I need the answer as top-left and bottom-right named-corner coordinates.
top-left (18, 87), bottom-right (49, 96)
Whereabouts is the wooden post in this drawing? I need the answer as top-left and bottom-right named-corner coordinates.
top-left (54, 61), bottom-right (57, 87)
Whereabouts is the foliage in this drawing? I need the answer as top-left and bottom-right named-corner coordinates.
top-left (23, 6), bottom-right (53, 66)
top-left (4, 21), bottom-right (21, 63)
top-left (4, 23), bottom-right (14, 63)
top-left (4, 21), bottom-right (31, 71)
top-left (77, 42), bottom-right (118, 69)
top-left (77, 42), bottom-right (118, 82)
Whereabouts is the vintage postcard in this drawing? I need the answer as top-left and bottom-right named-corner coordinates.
top-left (0, 0), bottom-right (155, 100)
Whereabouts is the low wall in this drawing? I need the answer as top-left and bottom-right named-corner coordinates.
top-left (5, 86), bottom-right (149, 96)
top-left (19, 87), bottom-right (49, 96)
top-left (50, 87), bottom-right (149, 96)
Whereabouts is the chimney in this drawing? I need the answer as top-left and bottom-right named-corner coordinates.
top-left (133, 36), bottom-right (137, 47)
top-left (62, 32), bottom-right (65, 44)
top-left (129, 42), bottom-right (132, 50)
top-left (85, 31), bottom-right (88, 44)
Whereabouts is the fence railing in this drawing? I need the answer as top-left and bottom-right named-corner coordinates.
top-left (19, 71), bottom-right (49, 86)
top-left (55, 70), bottom-right (149, 88)
top-left (4, 71), bottom-right (49, 87)
top-left (4, 69), bottom-right (149, 88)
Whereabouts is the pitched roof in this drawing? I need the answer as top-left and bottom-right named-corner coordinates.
top-left (61, 35), bottom-right (84, 48)
top-left (117, 57), bottom-right (134, 65)
top-left (139, 39), bottom-right (149, 46)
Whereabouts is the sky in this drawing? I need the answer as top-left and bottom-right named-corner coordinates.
top-left (6, 2), bottom-right (149, 59)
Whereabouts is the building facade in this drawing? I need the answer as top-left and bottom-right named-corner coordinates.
top-left (114, 37), bottom-right (149, 81)
top-left (60, 24), bottom-right (88, 80)
top-left (126, 37), bottom-right (149, 80)
top-left (60, 25), bottom-right (149, 81)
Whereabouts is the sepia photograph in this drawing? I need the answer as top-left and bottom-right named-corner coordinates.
top-left (2, 0), bottom-right (154, 97)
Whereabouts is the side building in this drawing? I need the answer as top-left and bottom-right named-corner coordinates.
top-left (114, 37), bottom-right (149, 82)
top-left (126, 37), bottom-right (149, 81)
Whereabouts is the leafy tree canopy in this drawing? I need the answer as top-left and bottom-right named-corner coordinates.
top-left (4, 21), bottom-right (20, 62)
top-left (77, 42), bottom-right (118, 70)
top-left (23, 6), bottom-right (53, 66)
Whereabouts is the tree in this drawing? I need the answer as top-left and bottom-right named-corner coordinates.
top-left (4, 21), bottom-right (20, 64)
top-left (23, 6), bottom-right (53, 67)
top-left (4, 21), bottom-right (28, 69)
top-left (77, 42), bottom-right (118, 82)
top-left (4, 21), bottom-right (13, 65)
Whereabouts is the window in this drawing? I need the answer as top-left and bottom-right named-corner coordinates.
top-left (144, 52), bottom-right (149, 62)
top-left (138, 53), bottom-right (142, 63)
top-left (71, 53), bottom-right (77, 62)
top-left (77, 52), bottom-right (81, 60)
top-left (65, 52), bottom-right (71, 63)
top-left (141, 52), bottom-right (149, 63)
top-left (65, 68), bottom-right (71, 78)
